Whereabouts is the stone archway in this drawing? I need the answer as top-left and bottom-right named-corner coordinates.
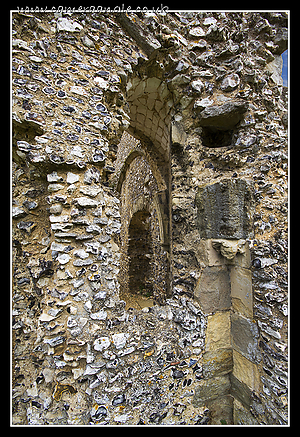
top-left (115, 138), bottom-right (171, 309)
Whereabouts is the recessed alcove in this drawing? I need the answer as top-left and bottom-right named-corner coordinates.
top-left (127, 210), bottom-right (154, 308)
top-left (115, 133), bottom-right (171, 309)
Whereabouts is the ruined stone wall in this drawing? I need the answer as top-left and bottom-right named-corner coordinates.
top-left (12, 11), bottom-right (288, 425)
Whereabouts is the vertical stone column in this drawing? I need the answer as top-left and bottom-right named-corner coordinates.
top-left (194, 178), bottom-right (261, 424)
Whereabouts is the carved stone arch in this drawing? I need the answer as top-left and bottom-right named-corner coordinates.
top-left (117, 146), bottom-right (171, 308)
top-left (114, 144), bottom-right (167, 195)
top-left (112, 46), bottom-right (175, 309)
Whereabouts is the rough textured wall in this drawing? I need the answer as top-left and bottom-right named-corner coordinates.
top-left (12, 11), bottom-right (288, 425)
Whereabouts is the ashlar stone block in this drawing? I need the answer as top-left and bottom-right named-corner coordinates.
top-left (232, 349), bottom-right (260, 392)
top-left (195, 265), bottom-right (231, 313)
top-left (196, 239), bottom-right (225, 267)
top-left (233, 399), bottom-right (259, 425)
top-left (202, 348), bottom-right (233, 378)
top-left (192, 375), bottom-right (230, 406)
top-left (145, 77), bottom-right (161, 94)
top-left (208, 395), bottom-right (233, 425)
top-left (205, 310), bottom-right (231, 352)
top-left (195, 178), bottom-right (254, 239)
top-left (230, 266), bottom-right (253, 318)
top-left (231, 313), bottom-right (260, 363)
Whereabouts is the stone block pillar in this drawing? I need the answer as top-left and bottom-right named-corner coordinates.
top-left (194, 178), bottom-right (261, 424)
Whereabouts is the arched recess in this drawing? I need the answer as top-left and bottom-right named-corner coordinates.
top-left (113, 132), bottom-right (170, 251)
top-left (116, 147), bottom-right (171, 308)
top-left (115, 146), bottom-right (167, 197)
top-left (126, 76), bottom-right (174, 163)
top-left (112, 68), bottom-right (174, 308)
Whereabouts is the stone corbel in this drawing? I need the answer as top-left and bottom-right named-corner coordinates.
top-left (211, 239), bottom-right (247, 260)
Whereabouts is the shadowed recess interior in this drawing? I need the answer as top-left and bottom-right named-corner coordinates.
top-left (128, 210), bottom-right (153, 300)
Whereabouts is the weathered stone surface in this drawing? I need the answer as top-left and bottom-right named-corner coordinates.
top-left (232, 349), bottom-right (260, 392)
top-left (266, 55), bottom-right (283, 85)
top-left (211, 239), bottom-right (247, 260)
top-left (195, 265), bottom-right (231, 313)
top-left (196, 239), bottom-right (224, 267)
top-left (114, 13), bottom-right (161, 57)
top-left (230, 266), bottom-right (253, 318)
top-left (203, 348), bottom-right (233, 378)
top-left (205, 311), bottom-right (231, 351)
top-left (233, 399), bottom-right (258, 425)
top-left (198, 100), bottom-right (248, 130)
top-left (230, 374), bottom-right (252, 410)
top-left (273, 27), bottom-right (288, 54)
top-left (195, 179), bottom-right (254, 239)
top-left (171, 121), bottom-right (187, 146)
top-left (231, 313), bottom-right (260, 363)
top-left (192, 375), bottom-right (231, 406)
top-left (207, 395), bottom-right (233, 425)
top-left (11, 10), bottom-right (288, 426)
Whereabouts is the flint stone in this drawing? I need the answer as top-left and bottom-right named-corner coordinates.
top-left (83, 363), bottom-right (105, 376)
top-left (57, 17), bottom-right (83, 33)
top-left (80, 186), bottom-right (102, 197)
top-left (194, 97), bottom-right (213, 110)
top-left (90, 310), bottom-right (107, 320)
top-left (74, 249), bottom-right (89, 259)
top-left (74, 197), bottom-right (99, 208)
top-left (203, 17), bottom-right (217, 26)
top-left (57, 253), bottom-right (70, 264)
top-left (47, 171), bottom-right (63, 182)
top-left (73, 258), bottom-right (93, 266)
top-left (17, 221), bottom-right (36, 234)
top-left (112, 333), bottom-right (129, 349)
top-left (67, 172), bottom-right (79, 184)
top-left (198, 100), bottom-right (248, 130)
top-left (191, 79), bottom-right (204, 93)
top-left (49, 204), bottom-right (62, 215)
top-left (221, 73), bottom-right (240, 91)
top-left (94, 336), bottom-right (111, 351)
top-left (189, 26), bottom-right (205, 38)
top-left (44, 335), bottom-right (65, 347)
top-left (12, 207), bottom-right (27, 218)
top-left (112, 393), bottom-right (126, 406)
top-left (84, 168), bottom-right (101, 184)
top-left (172, 369), bottom-right (185, 379)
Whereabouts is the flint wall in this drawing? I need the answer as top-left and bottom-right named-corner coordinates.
top-left (12, 11), bottom-right (288, 425)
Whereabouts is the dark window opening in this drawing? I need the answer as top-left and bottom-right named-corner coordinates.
top-left (127, 210), bottom-right (154, 308)
top-left (201, 127), bottom-right (234, 148)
